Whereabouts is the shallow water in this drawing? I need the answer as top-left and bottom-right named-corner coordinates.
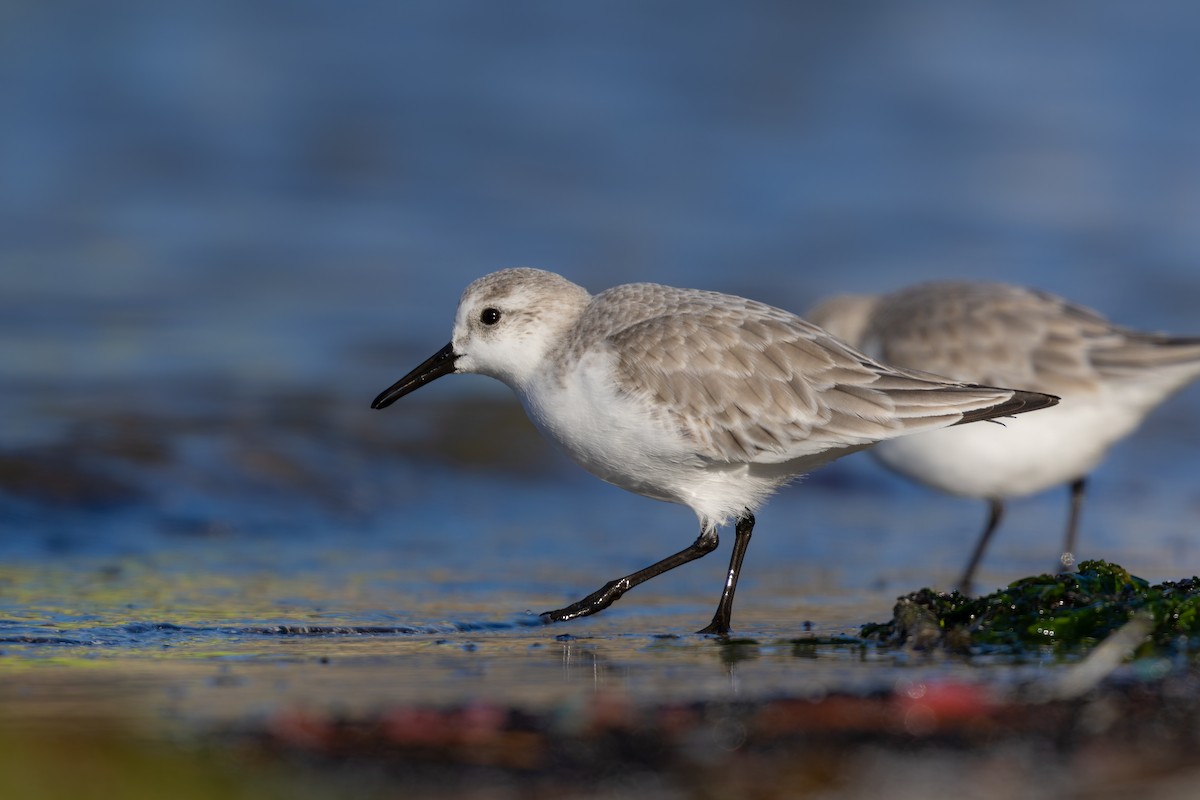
top-left (4, 2), bottom-right (1200, 795)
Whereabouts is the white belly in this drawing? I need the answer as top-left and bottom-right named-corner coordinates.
top-left (518, 352), bottom-right (800, 527)
top-left (871, 392), bottom-right (1137, 498)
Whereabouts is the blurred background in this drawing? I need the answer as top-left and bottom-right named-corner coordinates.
top-left (3, 0), bottom-right (1200, 613)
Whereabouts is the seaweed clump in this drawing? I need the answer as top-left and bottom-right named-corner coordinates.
top-left (862, 560), bottom-right (1200, 654)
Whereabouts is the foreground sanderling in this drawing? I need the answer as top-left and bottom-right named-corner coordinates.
top-left (372, 268), bottom-right (1057, 633)
top-left (809, 280), bottom-right (1200, 592)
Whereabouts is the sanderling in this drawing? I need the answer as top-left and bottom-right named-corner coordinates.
top-left (809, 280), bottom-right (1200, 592)
top-left (372, 268), bottom-right (1057, 633)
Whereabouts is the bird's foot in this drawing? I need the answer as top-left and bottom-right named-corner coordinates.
top-left (539, 579), bottom-right (625, 624)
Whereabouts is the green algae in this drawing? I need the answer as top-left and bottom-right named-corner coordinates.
top-left (862, 560), bottom-right (1200, 654)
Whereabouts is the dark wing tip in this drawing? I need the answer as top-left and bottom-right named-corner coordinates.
top-left (956, 388), bottom-right (1060, 427)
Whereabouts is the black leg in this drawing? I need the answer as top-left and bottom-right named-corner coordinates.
top-left (697, 513), bottom-right (755, 636)
top-left (540, 526), bottom-right (720, 624)
top-left (957, 499), bottom-right (1004, 595)
top-left (1059, 477), bottom-right (1087, 572)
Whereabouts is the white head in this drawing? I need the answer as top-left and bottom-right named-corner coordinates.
top-left (371, 268), bottom-right (592, 408)
top-left (448, 268), bottom-right (591, 387)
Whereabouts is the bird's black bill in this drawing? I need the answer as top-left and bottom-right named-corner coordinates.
top-left (370, 342), bottom-right (458, 409)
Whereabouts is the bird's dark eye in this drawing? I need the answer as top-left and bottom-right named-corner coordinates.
top-left (480, 308), bottom-right (502, 326)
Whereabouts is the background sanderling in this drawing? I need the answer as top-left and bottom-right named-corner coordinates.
top-left (809, 280), bottom-right (1200, 592)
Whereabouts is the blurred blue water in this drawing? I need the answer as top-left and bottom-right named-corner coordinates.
top-left (2, 1), bottom-right (1199, 599)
